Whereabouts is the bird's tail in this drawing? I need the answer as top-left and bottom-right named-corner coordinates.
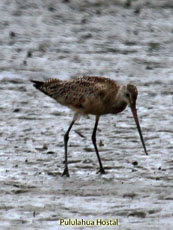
top-left (31, 78), bottom-right (62, 99)
top-left (31, 80), bottom-right (44, 90)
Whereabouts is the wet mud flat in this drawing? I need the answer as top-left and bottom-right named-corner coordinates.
top-left (0, 0), bottom-right (173, 229)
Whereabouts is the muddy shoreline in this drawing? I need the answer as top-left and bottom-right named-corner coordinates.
top-left (0, 0), bottom-right (173, 229)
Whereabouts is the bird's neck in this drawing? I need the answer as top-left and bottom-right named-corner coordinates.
top-left (112, 87), bottom-right (127, 114)
top-left (113, 101), bottom-right (127, 114)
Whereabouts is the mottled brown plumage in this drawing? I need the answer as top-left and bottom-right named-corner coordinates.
top-left (32, 76), bottom-right (126, 115)
top-left (32, 75), bottom-right (148, 177)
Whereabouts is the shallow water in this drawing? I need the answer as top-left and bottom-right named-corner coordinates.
top-left (0, 0), bottom-right (173, 229)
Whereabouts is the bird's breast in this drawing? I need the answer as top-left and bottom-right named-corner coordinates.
top-left (111, 101), bottom-right (127, 114)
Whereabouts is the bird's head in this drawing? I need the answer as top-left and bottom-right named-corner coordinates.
top-left (122, 84), bottom-right (138, 107)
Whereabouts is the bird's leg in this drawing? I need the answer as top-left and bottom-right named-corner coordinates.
top-left (61, 114), bottom-right (78, 177)
top-left (92, 115), bottom-right (106, 174)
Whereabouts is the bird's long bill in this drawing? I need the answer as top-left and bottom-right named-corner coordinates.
top-left (131, 106), bottom-right (148, 155)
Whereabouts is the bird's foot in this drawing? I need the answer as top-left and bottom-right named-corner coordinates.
top-left (61, 167), bottom-right (70, 177)
top-left (97, 168), bottom-right (106, 174)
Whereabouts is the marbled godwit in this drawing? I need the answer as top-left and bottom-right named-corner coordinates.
top-left (31, 76), bottom-right (148, 177)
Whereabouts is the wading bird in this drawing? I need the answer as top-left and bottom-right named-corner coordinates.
top-left (31, 76), bottom-right (148, 177)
